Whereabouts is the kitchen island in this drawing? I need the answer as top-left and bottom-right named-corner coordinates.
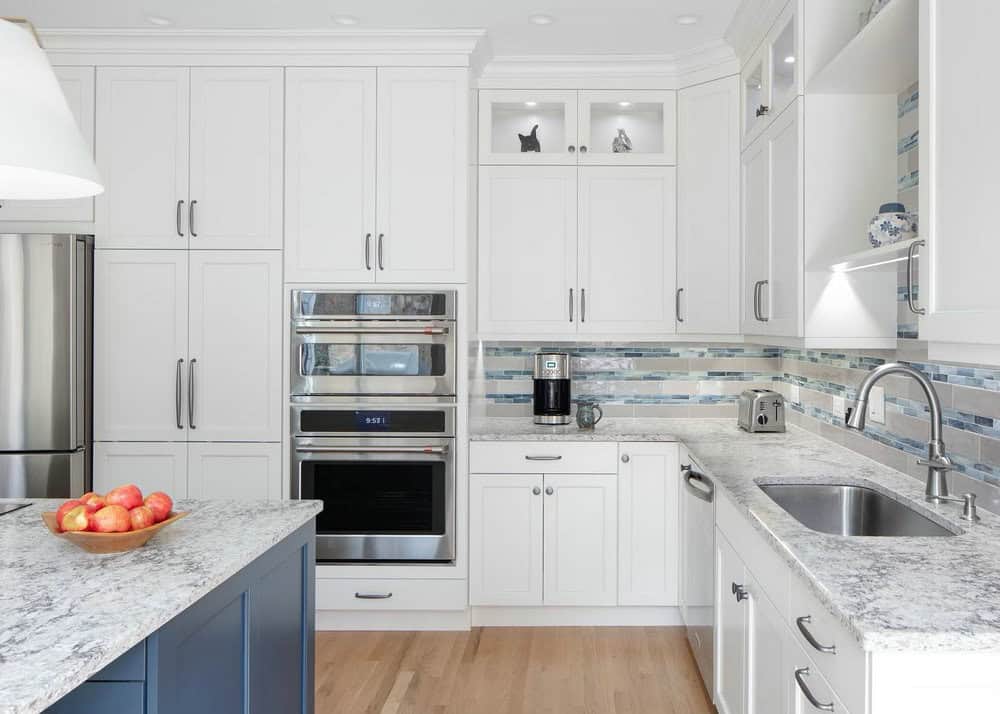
top-left (0, 498), bottom-right (321, 714)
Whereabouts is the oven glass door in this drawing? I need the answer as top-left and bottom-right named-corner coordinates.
top-left (292, 329), bottom-right (455, 396)
top-left (297, 442), bottom-right (454, 562)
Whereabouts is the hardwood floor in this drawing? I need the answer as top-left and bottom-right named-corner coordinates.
top-left (315, 627), bottom-right (715, 714)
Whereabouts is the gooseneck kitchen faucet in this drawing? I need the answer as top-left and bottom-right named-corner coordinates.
top-left (845, 362), bottom-right (956, 503)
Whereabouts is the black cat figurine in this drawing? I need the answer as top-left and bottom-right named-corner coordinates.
top-left (518, 124), bottom-right (541, 152)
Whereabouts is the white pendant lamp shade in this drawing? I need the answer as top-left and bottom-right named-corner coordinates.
top-left (0, 19), bottom-right (103, 199)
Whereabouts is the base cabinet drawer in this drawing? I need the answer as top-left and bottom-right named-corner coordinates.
top-left (470, 442), bottom-right (618, 474)
top-left (316, 578), bottom-right (467, 611)
top-left (787, 636), bottom-right (853, 714)
top-left (789, 575), bottom-right (867, 714)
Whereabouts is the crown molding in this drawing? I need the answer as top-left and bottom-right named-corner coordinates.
top-left (39, 28), bottom-right (488, 67)
top-left (725, 0), bottom-right (789, 65)
top-left (476, 40), bottom-right (738, 90)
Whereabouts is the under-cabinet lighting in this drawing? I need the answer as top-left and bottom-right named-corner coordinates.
top-left (832, 256), bottom-right (907, 273)
top-left (145, 14), bottom-right (173, 26)
top-left (784, 55), bottom-right (796, 64)
top-left (529, 14), bottom-right (555, 25)
top-left (618, 101), bottom-right (632, 108)
top-left (524, 101), bottom-right (538, 108)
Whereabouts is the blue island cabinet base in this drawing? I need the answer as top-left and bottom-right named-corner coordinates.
top-left (47, 519), bottom-right (316, 714)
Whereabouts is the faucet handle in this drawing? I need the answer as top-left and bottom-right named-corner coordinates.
top-left (961, 493), bottom-right (982, 522)
top-left (917, 456), bottom-right (956, 471)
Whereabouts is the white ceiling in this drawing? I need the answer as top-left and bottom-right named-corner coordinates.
top-left (0, 0), bottom-right (742, 56)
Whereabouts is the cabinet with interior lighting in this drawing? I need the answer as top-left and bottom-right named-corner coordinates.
top-left (478, 89), bottom-right (675, 165)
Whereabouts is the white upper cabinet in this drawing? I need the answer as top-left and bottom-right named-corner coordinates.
top-left (578, 91), bottom-right (676, 165)
top-left (96, 67), bottom-right (282, 250)
top-left (375, 68), bottom-right (467, 283)
top-left (677, 76), bottom-right (741, 334)
top-left (96, 68), bottom-right (190, 249)
top-left (284, 68), bottom-right (377, 283)
top-left (742, 46), bottom-right (770, 151)
top-left (479, 89), bottom-right (676, 166)
top-left (188, 68), bottom-right (283, 250)
top-left (920, 0), bottom-right (1000, 358)
top-left (477, 166), bottom-right (578, 336)
top-left (0, 67), bottom-right (95, 223)
top-left (188, 251), bottom-right (282, 442)
top-left (741, 133), bottom-right (770, 334)
top-left (742, 3), bottom-right (800, 151)
top-left (94, 250), bottom-right (189, 442)
top-left (577, 166), bottom-right (676, 335)
top-left (478, 90), bottom-right (579, 165)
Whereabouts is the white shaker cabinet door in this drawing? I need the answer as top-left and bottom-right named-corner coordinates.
top-left (96, 68), bottom-right (190, 249)
top-left (187, 442), bottom-right (281, 500)
top-left (747, 575), bottom-right (790, 714)
top-left (188, 251), bottom-right (282, 442)
top-left (618, 443), bottom-right (680, 606)
top-left (716, 530), bottom-right (748, 714)
top-left (375, 68), bottom-right (467, 283)
top-left (188, 68), bottom-right (284, 250)
top-left (93, 251), bottom-right (188, 441)
top-left (0, 67), bottom-right (96, 223)
top-left (285, 68), bottom-right (376, 283)
top-left (477, 166), bottom-right (578, 337)
top-left (677, 76), bottom-right (741, 334)
top-left (577, 166), bottom-right (676, 336)
top-left (469, 474), bottom-right (544, 607)
top-left (741, 131), bottom-right (770, 335)
top-left (542, 473), bottom-right (618, 606)
top-left (93, 442), bottom-right (188, 498)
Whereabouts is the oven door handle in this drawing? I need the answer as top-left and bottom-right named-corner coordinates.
top-left (295, 326), bottom-right (450, 336)
top-left (295, 445), bottom-right (449, 454)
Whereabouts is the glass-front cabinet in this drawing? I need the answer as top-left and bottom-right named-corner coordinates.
top-left (479, 89), bottom-right (676, 165)
top-left (742, 3), bottom-right (800, 150)
top-left (577, 90), bottom-right (676, 165)
top-left (742, 46), bottom-right (770, 149)
top-left (478, 90), bottom-right (579, 164)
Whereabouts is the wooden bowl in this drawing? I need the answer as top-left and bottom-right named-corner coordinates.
top-left (41, 511), bottom-right (188, 554)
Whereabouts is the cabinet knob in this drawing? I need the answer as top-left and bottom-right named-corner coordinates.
top-left (532, 486), bottom-right (541, 496)
top-left (621, 454), bottom-right (630, 463)
top-left (545, 486), bottom-right (554, 496)
top-left (579, 145), bottom-right (588, 153)
top-left (568, 145), bottom-right (576, 153)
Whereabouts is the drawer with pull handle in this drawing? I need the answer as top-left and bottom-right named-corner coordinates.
top-left (470, 442), bottom-right (618, 474)
top-left (788, 635), bottom-right (854, 714)
top-left (789, 574), bottom-right (867, 714)
top-left (315, 578), bottom-right (467, 611)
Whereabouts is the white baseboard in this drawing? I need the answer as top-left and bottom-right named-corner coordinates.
top-left (471, 606), bottom-right (683, 627)
top-left (316, 609), bottom-right (472, 631)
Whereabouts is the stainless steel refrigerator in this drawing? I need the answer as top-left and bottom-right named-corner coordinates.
top-left (0, 234), bottom-right (92, 498)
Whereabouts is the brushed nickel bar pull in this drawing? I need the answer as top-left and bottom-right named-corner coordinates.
top-left (759, 279), bottom-right (770, 322)
top-left (794, 668), bottom-right (834, 711)
top-left (294, 326), bottom-right (449, 335)
top-left (189, 200), bottom-right (198, 238)
top-left (295, 446), bottom-right (449, 454)
top-left (188, 358), bottom-right (197, 429)
top-left (175, 358), bottom-right (184, 429)
top-left (581, 288), bottom-right (586, 323)
top-left (377, 233), bottom-right (385, 270)
top-left (364, 233), bottom-right (372, 271)
top-left (176, 200), bottom-right (185, 237)
top-left (354, 592), bottom-right (392, 600)
top-left (525, 455), bottom-right (562, 461)
top-left (906, 239), bottom-right (926, 315)
top-left (676, 288), bottom-right (685, 323)
top-left (569, 288), bottom-right (574, 322)
top-left (796, 616), bottom-right (837, 654)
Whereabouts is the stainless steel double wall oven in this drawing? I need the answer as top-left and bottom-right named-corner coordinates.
top-left (290, 291), bottom-right (457, 563)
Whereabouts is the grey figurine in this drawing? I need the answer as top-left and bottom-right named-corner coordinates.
top-left (612, 127), bottom-right (633, 153)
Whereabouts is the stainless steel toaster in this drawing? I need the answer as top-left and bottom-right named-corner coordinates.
top-left (737, 389), bottom-right (786, 433)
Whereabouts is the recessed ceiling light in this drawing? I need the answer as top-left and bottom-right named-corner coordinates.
top-left (784, 55), bottom-right (796, 64)
top-left (675, 14), bottom-right (700, 25)
top-left (145, 14), bottom-right (173, 27)
top-left (524, 101), bottom-right (538, 108)
top-left (618, 101), bottom-right (632, 108)
top-left (332, 14), bottom-right (359, 26)
top-left (529, 13), bottom-right (556, 26)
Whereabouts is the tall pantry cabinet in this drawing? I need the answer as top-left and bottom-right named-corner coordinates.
top-left (92, 67), bottom-right (284, 500)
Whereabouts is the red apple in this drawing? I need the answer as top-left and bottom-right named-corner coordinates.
top-left (129, 505), bottom-right (155, 531)
top-left (80, 493), bottom-right (106, 513)
top-left (105, 484), bottom-right (143, 511)
top-left (78, 491), bottom-right (98, 503)
top-left (55, 500), bottom-right (82, 531)
top-left (91, 504), bottom-right (131, 533)
top-left (144, 492), bottom-right (173, 523)
top-left (61, 505), bottom-right (90, 532)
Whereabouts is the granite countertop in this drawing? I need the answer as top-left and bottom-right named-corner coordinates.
top-left (471, 417), bottom-right (1000, 653)
top-left (0, 498), bottom-right (322, 714)
top-left (470, 416), bottom-right (689, 442)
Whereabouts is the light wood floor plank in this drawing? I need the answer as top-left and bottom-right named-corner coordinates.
top-left (316, 627), bottom-right (715, 714)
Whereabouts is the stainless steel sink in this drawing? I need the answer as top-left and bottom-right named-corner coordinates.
top-left (758, 483), bottom-right (958, 537)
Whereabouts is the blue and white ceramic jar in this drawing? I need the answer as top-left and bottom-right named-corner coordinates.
top-left (868, 202), bottom-right (918, 247)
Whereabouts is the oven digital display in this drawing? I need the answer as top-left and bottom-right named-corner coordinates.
top-left (355, 411), bottom-right (392, 430)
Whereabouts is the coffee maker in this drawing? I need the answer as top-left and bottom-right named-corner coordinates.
top-left (533, 353), bottom-right (571, 425)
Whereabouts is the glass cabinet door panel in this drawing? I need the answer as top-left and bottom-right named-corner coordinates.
top-left (578, 90), bottom-right (676, 165)
top-left (769, 8), bottom-right (798, 117)
top-left (743, 49), bottom-right (769, 147)
top-left (478, 90), bottom-right (578, 165)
